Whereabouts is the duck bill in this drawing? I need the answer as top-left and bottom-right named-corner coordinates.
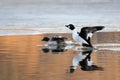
top-left (65, 25), bottom-right (69, 27)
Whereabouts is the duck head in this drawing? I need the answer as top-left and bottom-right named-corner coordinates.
top-left (65, 24), bottom-right (75, 30)
top-left (42, 37), bottom-right (50, 41)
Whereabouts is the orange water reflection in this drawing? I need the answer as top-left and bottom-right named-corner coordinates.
top-left (0, 32), bottom-right (120, 80)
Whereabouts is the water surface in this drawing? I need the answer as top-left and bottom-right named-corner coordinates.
top-left (0, 32), bottom-right (120, 80)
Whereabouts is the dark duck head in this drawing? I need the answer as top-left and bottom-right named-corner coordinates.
top-left (42, 37), bottom-right (50, 41)
top-left (65, 24), bottom-right (75, 30)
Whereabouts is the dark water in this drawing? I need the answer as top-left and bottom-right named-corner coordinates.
top-left (0, 32), bottom-right (120, 80)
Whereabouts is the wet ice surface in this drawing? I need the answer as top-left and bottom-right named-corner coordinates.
top-left (0, 32), bottom-right (120, 80)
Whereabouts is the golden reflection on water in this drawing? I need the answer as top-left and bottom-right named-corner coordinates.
top-left (0, 32), bottom-right (120, 80)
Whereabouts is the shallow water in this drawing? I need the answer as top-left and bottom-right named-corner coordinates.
top-left (0, 32), bottom-right (120, 80)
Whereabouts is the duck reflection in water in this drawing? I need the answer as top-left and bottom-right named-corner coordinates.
top-left (42, 35), bottom-right (68, 54)
top-left (69, 49), bottom-right (103, 73)
top-left (42, 44), bottom-right (67, 54)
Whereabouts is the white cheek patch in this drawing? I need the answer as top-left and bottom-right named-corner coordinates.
top-left (68, 26), bottom-right (71, 29)
top-left (87, 33), bottom-right (93, 39)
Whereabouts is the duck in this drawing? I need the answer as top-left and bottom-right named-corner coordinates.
top-left (42, 35), bottom-right (68, 53)
top-left (65, 24), bottom-right (104, 47)
top-left (42, 35), bottom-right (67, 45)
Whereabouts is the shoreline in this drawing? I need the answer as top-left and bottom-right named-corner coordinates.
top-left (0, 25), bottom-right (120, 36)
top-left (0, 31), bottom-right (119, 36)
